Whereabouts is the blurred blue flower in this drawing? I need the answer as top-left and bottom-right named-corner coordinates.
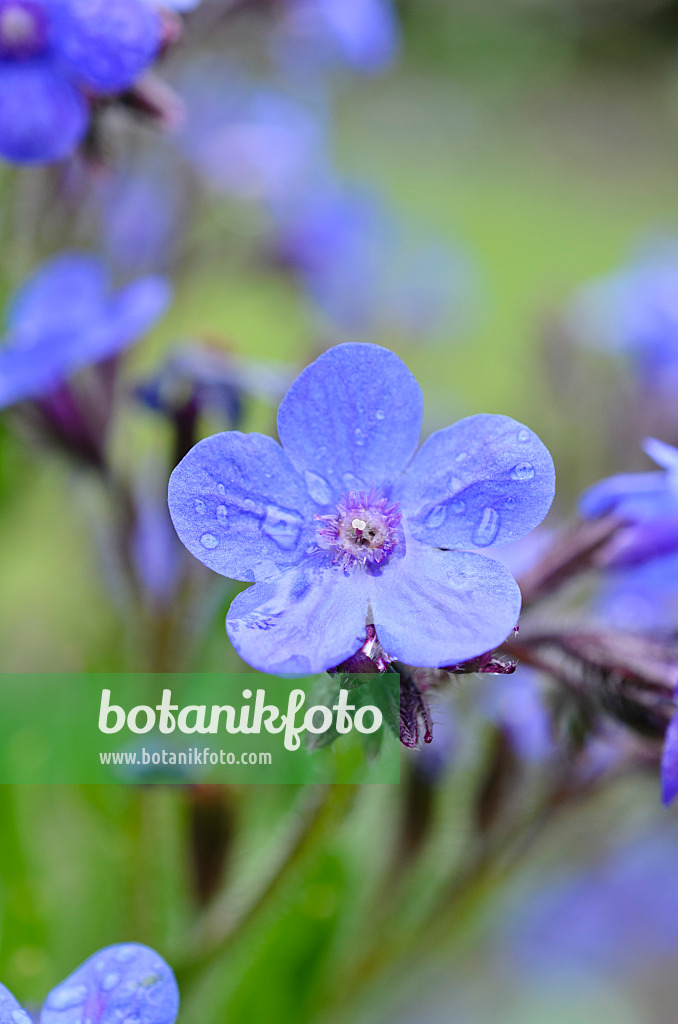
top-left (273, 183), bottom-right (473, 341)
top-left (0, 0), bottom-right (161, 163)
top-left (277, 0), bottom-right (399, 74)
top-left (0, 942), bottom-right (179, 1024)
top-left (480, 666), bottom-right (553, 762)
top-left (508, 831), bottom-right (678, 977)
top-left (176, 62), bottom-right (328, 200)
top-left (580, 437), bottom-right (678, 567)
top-left (661, 704), bottom-right (678, 805)
top-left (0, 252), bottom-right (171, 410)
top-left (168, 342), bottom-right (555, 673)
top-left (569, 244), bottom-right (678, 396)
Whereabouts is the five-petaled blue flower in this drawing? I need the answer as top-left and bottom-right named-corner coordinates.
top-left (168, 343), bottom-right (555, 674)
top-left (0, 251), bottom-right (171, 410)
top-left (0, 0), bottom-right (161, 163)
top-left (0, 942), bottom-right (179, 1024)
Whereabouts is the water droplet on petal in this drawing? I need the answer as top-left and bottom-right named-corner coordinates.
top-left (354, 427), bottom-right (365, 447)
top-left (510, 462), bottom-right (535, 481)
top-left (12, 1012), bottom-right (31, 1024)
top-left (472, 508), bottom-right (500, 546)
top-left (450, 499), bottom-right (466, 514)
top-left (194, 499), bottom-right (206, 514)
top-left (200, 533), bottom-right (219, 550)
top-left (101, 973), bottom-right (119, 992)
top-left (114, 948), bottom-right (137, 964)
top-left (455, 451), bottom-right (468, 462)
top-left (375, 409), bottom-right (385, 420)
top-left (262, 506), bottom-right (302, 550)
top-left (425, 505), bottom-right (446, 529)
top-left (47, 985), bottom-right (88, 1011)
top-left (217, 482), bottom-right (226, 496)
top-left (216, 505), bottom-right (228, 524)
top-left (448, 475), bottom-right (463, 493)
top-left (517, 428), bottom-right (530, 443)
top-left (304, 470), bottom-right (333, 505)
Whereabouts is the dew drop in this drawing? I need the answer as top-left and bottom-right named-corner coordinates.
top-left (450, 499), bottom-right (466, 514)
top-left (304, 470), bottom-right (333, 505)
top-left (354, 427), bottom-right (365, 447)
top-left (375, 409), bottom-right (385, 420)
top-left (115, 948), bottom-right (136, 964)
top-left (517, 428), bottom-right (530, 443)
top-left (200, 532), bottom-right (219, 550)
top-left (510, 462), bottom-right (535, 481)
top-left (243, 498), bottom-right (257, 514)
top-left (101, 973), bottom-right (120, 992)
top-left (448, 475), bottom-right (463, 493)
top-left (425, 505), bottom-right (446, 529)
top-left (216, 505), bottom-right (228, 524)
top-left (262, 505), bottom-right (302, 550)
top-left (194, 499), bottom-right (206, 514)
top-left (46, 985), bottom-right (88, 1011)
top-left (12, 1012), bottom-right (31, 1024)
top-left (455, 451), bottom-right (468, 462)
top-left (217, 482), bottom-right (226, 496)
top-left (472, 508), bottom-right (500, 547)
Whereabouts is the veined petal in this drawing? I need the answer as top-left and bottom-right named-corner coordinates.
top-left (0, 983), bottom-right (30, 1024)
top-left (370, 542), bottom-right (521, 667)
top-left (226, 558), bottom-right (369, 673)
top-left (40, 944), bottom-right (179, 1024)
top-left (168, 431), bottom-right (316, 582)
top-left (395, 414), bottom-right (555, 550)
top-left (51, 0), bottom-right (160, 94)
top-left (0, 60), bottom-right (88, 163)
top-left (277, 342), bottom-right (423, 501)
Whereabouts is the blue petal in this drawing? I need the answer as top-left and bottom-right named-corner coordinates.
top-left (370, 542), bottom-right (522, 666)
top-left (226, 558), bottom-right (369, 673)
top-left (40, 943), bottom-right (179, 1024)
top-left (51, 0), bottom-right (160, 94)
top-left (661, 711), bottom-right (678, 805)
top-left (7, 253), bottom-right (108, 340)
top-left (106, 275), bottom-right (172, 347)
top-left (168, 431), bottom-right (316, 583)
top-left (314, 0), bottom-right (399, 71)
top-left (395, 414), bottom-right (555, 550)
top-left (0, 59), bottom-right (88, 163)
top-left (0, 983), bottom-right (31, 1024)
top-left (643, 436), bottom-right (678, 473)
top-left (579, 470), bottom-right (670, 519)
top-left (277, 343), bottom-right (423, 501)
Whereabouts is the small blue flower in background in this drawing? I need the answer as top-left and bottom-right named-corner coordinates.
top-left (277, 0), bottom-right (399, 74)
top-left (480, 666), bottom-right (553, 763)
top-left (569, 243), bottom-right (678, 397)
top-left (272, 183), bottom-right (473, 342)
top-left (0, 0), bottom-right (161, 163)
top-left (176, 61), bottom-right (328, 201)
top-left (0, 943), bottom-right (179, 1024)
top-left (0, 252), bottom-right (171, 411)
top-left (579, 437), bottom-right (678, 567)
top-left (168, 343), bottom-right (555, 673)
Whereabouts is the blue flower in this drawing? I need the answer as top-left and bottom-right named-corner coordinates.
top-left (0, 252), bottom-right (171, 410)
top-left (0, 0), bottom-right (161, 163)
top-left (277, 0), bottom-right (399, 74)
top-left (168, 343), bottom-right (555, 673)
top-left (0, 943), bottom-right (179, 1024)
top-left (579, 437), bottom-right (678, 567)
top-left (569, 244), bottom-right (678, 395)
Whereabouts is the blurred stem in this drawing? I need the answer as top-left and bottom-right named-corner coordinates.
top-left (175, 784), bottom-right (356, 981)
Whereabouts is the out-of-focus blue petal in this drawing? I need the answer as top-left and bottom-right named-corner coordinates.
top-left (0, 983), bottom-right (30, 1024)
top-left (40, 943), bottom-right (179, 1024)
top-left (277, 343), bottom-right (423, 500)
top-left (51, 0), bottom-right (160, 94)
top-left (643, 436), bottom-right (678, 473)
top-left (100, 165), bottom-right (184, 275)
top-left (131, 477), bottom-right (182, 605)
top-left (226, 558), bottom-right (369, 674)
top-left (107, 275), bottom-right (172, 346)
top-left (0, 59), bottom-right (88, 163)
top-left (395, 415), bottom-right (555, 550)
top-left (370, 542), bottom-right (522, 667)
top-left (579, 470), bottom-right (671, 519)
top-left (481, 667), bottom-right (553, 762)
top-left (661, 711), bottom-right (678, 805)
top-left (281, 0), bottom-right (399, 73)
top-left (168, 431), bottom-right (316, 583)
top-left (7, 253), bottom-right (108, 342)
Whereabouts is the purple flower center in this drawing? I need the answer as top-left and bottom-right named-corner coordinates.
top-left (0, 0), bottom-right (47, 58)
top-left (315, 488), bottom-right (402, 570)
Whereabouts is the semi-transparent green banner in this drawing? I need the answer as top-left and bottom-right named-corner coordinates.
top-left (0, 673), bottom-right (400, 784)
